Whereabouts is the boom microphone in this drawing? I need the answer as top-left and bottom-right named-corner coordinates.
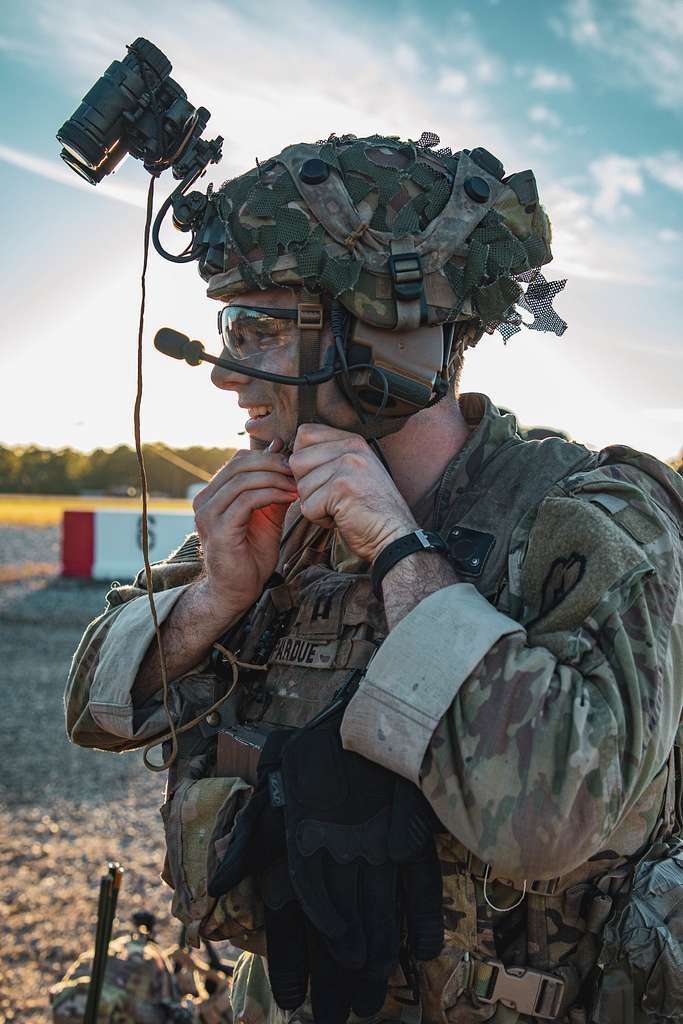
top-left (153, 328), bottom-right (338, 386)
top-left (154, 327), bottom-right (204, 364)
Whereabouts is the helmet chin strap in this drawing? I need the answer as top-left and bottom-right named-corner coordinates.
top-left (296, 294), bottom-right (324, 429)
top-left (292, 297), bottom-right (432, 465)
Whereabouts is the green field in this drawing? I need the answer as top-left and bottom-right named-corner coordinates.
top-left (0, 494), bottom-right (193, 527)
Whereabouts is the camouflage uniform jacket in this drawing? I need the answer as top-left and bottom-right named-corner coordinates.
top-left (65, 394), bottom-right (683, 1023)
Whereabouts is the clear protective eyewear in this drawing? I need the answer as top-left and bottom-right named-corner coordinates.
top-left (217, 305), bottom-right (301, 361)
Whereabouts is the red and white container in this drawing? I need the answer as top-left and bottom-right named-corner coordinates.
top-left (62, 509), bottom-right (196, 581)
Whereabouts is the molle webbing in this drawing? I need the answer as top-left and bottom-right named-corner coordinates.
top-left (434, 435), bottom-right (597, 600)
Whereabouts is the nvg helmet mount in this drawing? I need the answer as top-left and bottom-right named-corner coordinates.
top-left (57, 37), bottom-right (223, 262)
top-left (57, 41), bottom-right (568, 436)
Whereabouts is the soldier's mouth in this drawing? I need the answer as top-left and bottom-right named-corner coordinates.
top-left (244, 406), bottom-right (273, 431)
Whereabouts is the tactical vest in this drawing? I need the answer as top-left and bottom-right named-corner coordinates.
top-left (160, 432), bottom-right (681, 1024)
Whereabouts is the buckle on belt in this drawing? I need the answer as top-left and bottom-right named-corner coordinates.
top-left (478, 960), bottom-right (565, 1019)
top-left (388, 252), bottom-right (423, 301)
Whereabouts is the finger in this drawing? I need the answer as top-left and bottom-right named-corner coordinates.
top-left (297, 469), bottom-right (348, 529)
top-left (263, 897), bottom-right (309, 1011)
top-left (293, 423), bottom-right (364, 454)
top-left (292, 459), bottom-right (338, 504)
top-left (198, 471), bottom-right (299, 521)
top-left (298, 489), bottom-right (335, 531)
top-left (399, 847), bottom-right (444, 961)
top-left (289, 440), bottom-right (369, 480)
top-left (194, 449), bottom-right (292, 510)
top-left (286, 847), bottom-right (348, 942)
top-left (308, 938), bottom-right (353, 1024)
top-left (216, 488), bottom-right (298, 532)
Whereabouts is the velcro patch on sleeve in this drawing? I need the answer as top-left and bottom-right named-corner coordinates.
top-left (522, 496), bottom-right (651, 634)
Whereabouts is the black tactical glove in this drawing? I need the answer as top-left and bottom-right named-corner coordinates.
top-left (208, 698), bottom-right (444, 1022)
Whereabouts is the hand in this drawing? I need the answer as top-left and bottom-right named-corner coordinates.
top-left (290, 425), bottom-right (417, 563)
top-left (192, 438), bottom-right (298, 619)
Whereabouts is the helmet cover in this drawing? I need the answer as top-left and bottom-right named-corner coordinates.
top-left (199, 132), bottom-right (566, 346)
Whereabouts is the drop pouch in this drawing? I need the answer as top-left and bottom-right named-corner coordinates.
top-left (591, 838), bottom-right (683, 1022)
top-left (161, 774), bottom-right (266, 953)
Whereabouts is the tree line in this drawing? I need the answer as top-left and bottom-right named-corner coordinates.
top-left (0, 444), bottom-right (236, 498)
top-left (1, 441), bottom-right (680, 499)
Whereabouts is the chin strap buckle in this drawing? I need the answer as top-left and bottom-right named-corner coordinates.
top-left (297, 303), bottom-right (324, 330)
top-left (473, 959), bottom-right (565, 1019)
top-left (388, 251), bottom-right (423, 301)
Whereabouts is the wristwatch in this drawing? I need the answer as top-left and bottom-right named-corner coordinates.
top-left (371, 529), bottom-right (449, 599)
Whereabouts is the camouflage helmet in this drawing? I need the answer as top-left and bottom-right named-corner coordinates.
top-left (50, 931), bottom-right (189, 1023)
top-left (198, 131), bottom-right (565, 344)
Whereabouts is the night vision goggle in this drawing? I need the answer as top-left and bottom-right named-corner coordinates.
top-left (56, 37), bottom-right (223, 266)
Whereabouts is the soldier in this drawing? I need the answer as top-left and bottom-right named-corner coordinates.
top-left (66, 134), bottom-right (683, 1023)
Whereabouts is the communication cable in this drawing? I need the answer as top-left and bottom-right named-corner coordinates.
top-left (133, 176), bottom-right (178, 771)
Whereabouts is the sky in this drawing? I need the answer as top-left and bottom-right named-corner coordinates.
top-left (0, 0), bottom-right (681, 460)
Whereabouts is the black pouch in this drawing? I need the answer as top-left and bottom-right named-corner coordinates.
top-left (591, 838), bottom-right (683, 1022)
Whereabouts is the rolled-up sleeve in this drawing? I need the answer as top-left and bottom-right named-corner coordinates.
top-left (342, 483), bottom-right (683, 879)
top-left (340, 583), bottom-right (524, 784)
top-left (88, 586), bottom-right (190, 739)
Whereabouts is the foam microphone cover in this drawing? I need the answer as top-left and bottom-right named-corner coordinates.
top-left (154, 328), bottom-right (204, 365)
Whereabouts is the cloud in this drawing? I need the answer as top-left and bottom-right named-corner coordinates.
top-left (528, 133), bottom-right (557, 154)
top-left (474, 57), bottom-right (500, 84)
top-left (0, 32), bottom-right (48, 62)
top-left (437, 70), bottom-right (468, 96)
top-left (642, 151), bottom-right (683, 194)
top-left (583, 149), bottom-right (683, 221)
top-left (394, 43), bottom-right (421, 75)
top-left (589, 155), bottom-right (643, 218)
top-left (529, 66), bottom-right (574, 91)
top-left (641, 408), bottom-right (683, 424)
top-left (555, 0), bottom-right (683, 109)
top-left (657, 228), bottom-right (682, 242)
top-left (539, 180), bottom-right (649, 283)
top-left (0, 143), bottom-right (146, 207)
top-left (528, 104), bottom-right (561, 128)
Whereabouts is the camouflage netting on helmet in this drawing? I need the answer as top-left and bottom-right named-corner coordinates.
top-left (197, 132), bottom-right (566, 344)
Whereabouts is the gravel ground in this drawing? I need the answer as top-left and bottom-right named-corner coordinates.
top-left (0, 527), bottom-right (60, 569)
top-left (0, 528), bottom-right (181, 1023)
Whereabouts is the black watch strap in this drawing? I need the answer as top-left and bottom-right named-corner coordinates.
top-left (371, 529), bottom-right (449, 599)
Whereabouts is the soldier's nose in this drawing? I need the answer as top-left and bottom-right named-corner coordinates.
top-left (211, 360), bottom-right (251, 391)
